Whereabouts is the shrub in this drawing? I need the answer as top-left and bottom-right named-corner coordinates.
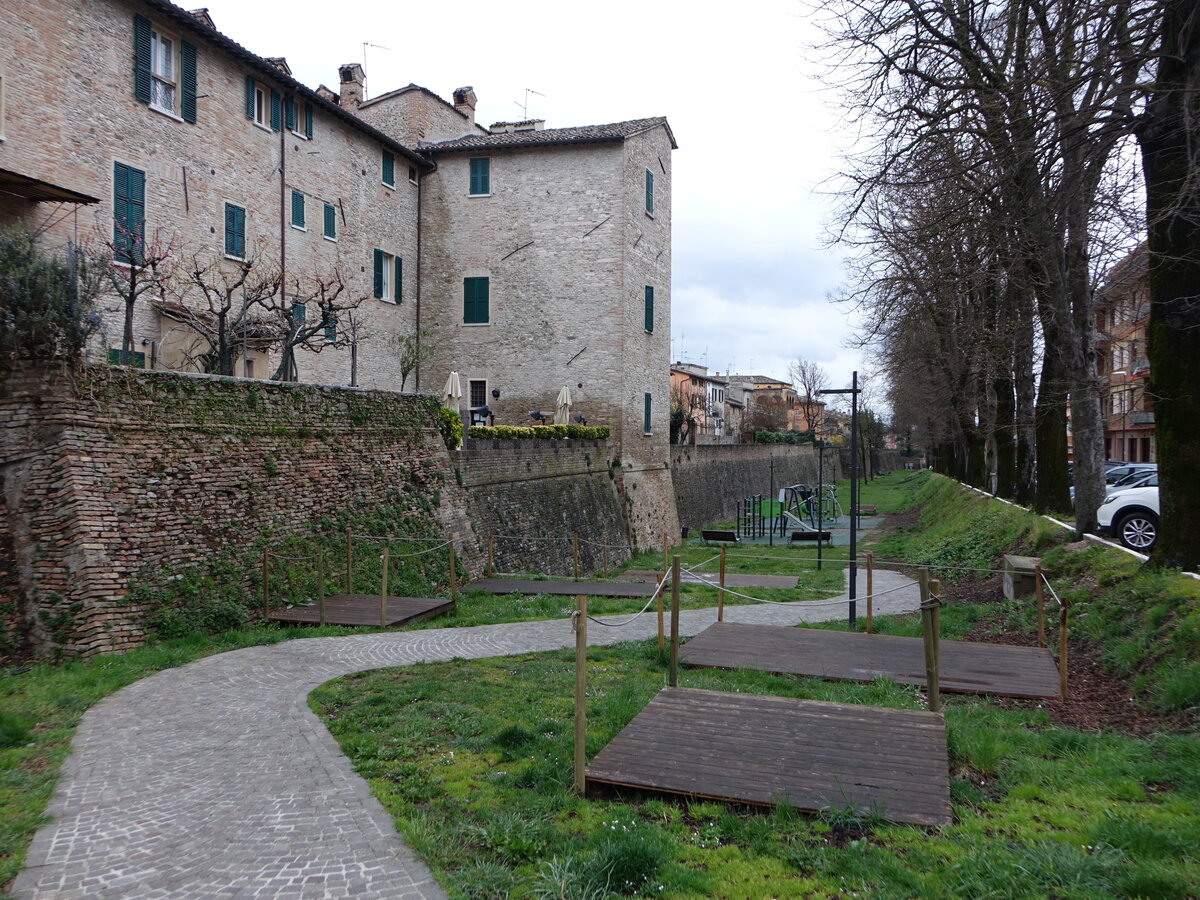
top-left (0, 227), bottom-right (99, 369)
top-left (438, 407), bottom-right (464, 450)
top-left (467, 424), bottom-right (610, 441)
top-left (0, 712), bottom-right (33, 749)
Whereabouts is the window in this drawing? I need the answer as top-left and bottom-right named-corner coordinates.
top-left (284, 96), bottom-right (296, 132)
top-left (291, 300), bottom-right (306, 324)
top-left (303, 102), bottom-right (313, 139)
top-left (408, 165), bottom-right (418, 184)
top-left (224, 203), bottom-right (246, 258)
top-left (469, 157), bottom-right (490, 195)
top-left (644, 285), bottom-right (654, 332)
top-left (382, 150), bottom-right (395, 187)
top-left (323, 312), bottom-right (337, 343)
top-left (463, 276), bottom-right (489, 324)
top-left (644, 392), bottom-right (653, 434)
top-left (245, 77), bottom-right (280, 131)
top-left (133, 14), bottom-right (196, 122)
top-left (645, 169), bottom-right (654, 215)
top-left (469, 379), bottom-right (487, 408)
top-left (113, 161), bottom-right (146, 264)
top-left (290, 190), bottom-right (305, 229)
top-left (323, 203), bottom-right (336, 240)
top-left (373, 249), bottom-right (403, 303)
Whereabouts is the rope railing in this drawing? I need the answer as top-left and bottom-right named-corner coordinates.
top-left (584, 573), bottom-right (670, 628)
top-left (351, 534), bottom-right (446, 543)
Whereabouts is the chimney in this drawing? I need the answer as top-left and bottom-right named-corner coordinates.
top-left (265, 57), bottom-right (292, 76)
top-left (338, 64), bottom-right (365, 107)
top-left (453, 86), bottom-right (477, 124)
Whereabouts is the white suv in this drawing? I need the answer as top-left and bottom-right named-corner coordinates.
top-left (1096, 480), bottom-right (1160, 552)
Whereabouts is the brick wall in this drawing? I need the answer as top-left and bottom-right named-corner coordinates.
top-left (671, 444), bottom-right (844, 530)
top-left (0, 366), bottom-right (476, 656)
top-left (455, 439), bottom-right (630, 576)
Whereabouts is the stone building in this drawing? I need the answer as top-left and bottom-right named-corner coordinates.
top-left (0, 0), bottom-right (678, 545)
top-left (1095, 245), bottom-right (1155, 462)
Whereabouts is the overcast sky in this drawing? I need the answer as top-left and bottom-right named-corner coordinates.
top-left (197, 0), bottom-right (867, 391)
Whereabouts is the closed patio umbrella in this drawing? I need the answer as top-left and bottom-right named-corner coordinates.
top-left (441, 371), bottom-right (462, 411)
top-left (554, 385), bottom-right (572, 425)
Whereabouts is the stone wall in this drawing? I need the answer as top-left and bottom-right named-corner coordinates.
top-left (455, 439), bottom-right (630, 576)
top-left (671, 444), bottom-right (844, 530)
top-left (0, 366), bottom-right (476, 656)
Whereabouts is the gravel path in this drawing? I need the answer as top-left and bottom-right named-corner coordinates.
top-left (14, 568), bottom-right (918, 899)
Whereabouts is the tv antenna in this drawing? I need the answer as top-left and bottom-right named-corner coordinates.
top-left (362, 42), bottom-right (390, 99)
top-left (515, 88), bottom-right (545, 120)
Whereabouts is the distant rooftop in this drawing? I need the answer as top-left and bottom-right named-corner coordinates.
top-left (421, 117), bottom-right (677, 153)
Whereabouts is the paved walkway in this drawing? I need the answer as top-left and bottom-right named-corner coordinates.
top-left (14, 569), bottom-right (919, 899)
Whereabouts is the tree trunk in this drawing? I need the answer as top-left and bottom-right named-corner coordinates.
top-left (993, 375), bottom-right (1016, 497)
top-left (1034, 356), bottom-right (1071, 514)
top-left (1138, 0), bottom-right (1200, 569)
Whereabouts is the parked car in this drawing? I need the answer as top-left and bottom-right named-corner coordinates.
top-left (1108, 470), bottom-right (1158, 497)
top-left (1105, 463), bottom-right (1156, 486)
top-left (1096, 484), bottom-right (1159, 551)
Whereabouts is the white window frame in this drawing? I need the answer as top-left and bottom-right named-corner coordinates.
top-left (149, 26), bottom-right (179, 117)
top-left (468, 379), bottom-right (488, 409)
top-left (253, 84), bottom-right (269, 129)
top-left (380, 250), bottom-right (395, 303)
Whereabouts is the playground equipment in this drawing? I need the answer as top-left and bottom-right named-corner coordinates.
top-left (735, 484), bottom-right (842, 541)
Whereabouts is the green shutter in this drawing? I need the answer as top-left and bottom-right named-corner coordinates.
top-left (645, 170), bottom-right (654, 214)
top-left (644, 392), bottom-right (652, 433)
top-left (284, 96), bottom-right (296, 131)
top-left (290, 190), bottom-right (304, 228)
top-left (291, 301), bottom-right (306, 323)
top-left (113, 162), bottom-right (146, 264)
top-left (245, 76), bottom-right (255, 119)
top-left (644, 285), bottom-right (654, 332)
top-left (324, 313), bottom-right (337, 343)
top-left (133, 14), bottom-right (152, 103)
top-left (323, 203), bottom-right (336, 239)
top-left (180, 41), bottom-right (197, 122)
top-left (394, 257), bottom-right (403, 303)
top-left (270, 90), bottom-right (281, 131)
top-left (469, 158), bottom-right (489, 195)
top-left (382, 150), bottom-right (395, 186)
top-left (373, 249), bottom-right (384, 298)
top-left (108, 348), bottom-right (146, 367)
top-left (304, 103), bottom-right (313, 139)
top-left (224, 203), bottom-right (245, 257)
top-left (464, 277), bottom-right (489, 324)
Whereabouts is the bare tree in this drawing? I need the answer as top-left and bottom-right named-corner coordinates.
top-left (788, 358), bottom-right (830, 437)
top-left (390, 329), bottom-right (431, 392)
top-left (160, 250), bottom-right (282, 376)
top-left (94, 225), bottom-right (178, 364)
top-left (670, 379), bottom-right (708, 444)
top-left (261, 266), bottom-right (366, 382)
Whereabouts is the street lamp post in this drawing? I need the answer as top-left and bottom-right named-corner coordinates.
top-left (818, 371), bottom-right (862, 630)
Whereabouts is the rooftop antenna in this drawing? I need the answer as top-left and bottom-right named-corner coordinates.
top-left (362, 42), bottom-right (390, 100)
top-left (515, 88), bottom-right (545, 120)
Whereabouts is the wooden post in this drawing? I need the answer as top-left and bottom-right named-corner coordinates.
top-left (866, 551), bottom-right (875, 634)
top-left (486, 531), bottom-right (494, 578)
top-left (919, 567), bottom-right (940, 712)
top-left (573, 532), bottom-right (581, 581)
top-left (317, 547), bottom-right (326, 627)
top-left (345, 527), bottom-right (353, 593)
top-left (380, 546), bottom-right (390, 628)
top-left (1059, 596), bottom-right (1069, 700)
top-left (718, 545), bottom-right (727, 623)
top-left (261, 547), bottom-right (270, 618)
top-left (449, 534), bottom-right (459, 603)
top-left (573, 594), bottom-right (587, 795)
top-left (1035, 563), bottom-right (1046, 648)
top-left (930, 577), bottom-right (942, 675)
top-left (669, 555), bottom-right (681, 687)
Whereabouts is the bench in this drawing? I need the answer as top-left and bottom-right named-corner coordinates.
top-left (857, 505), bottom-right (877, 515)
top-left (700, 529), bottom-right (740, 544)
top-left (1002, 554), bottom-right (1041, 600)
top-left (790, 530), bottom-right (832, 542)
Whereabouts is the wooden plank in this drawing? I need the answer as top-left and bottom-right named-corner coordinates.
top-left (679, 622), bottom-right (1061, 698)
top-left (466, 578), bottom-right (658, 598)
top-left (617, 570), bottom-right (799, 589)
top-left (266, 594), bottom-right (453, 627)
top-left (585, 687), bottom-right (951, 826)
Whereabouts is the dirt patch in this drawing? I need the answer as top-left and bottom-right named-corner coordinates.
top-left (957, 576), bottom-right (1191, 737)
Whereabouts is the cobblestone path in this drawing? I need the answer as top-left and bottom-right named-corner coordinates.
top-left (14, 569), bottom-right (918, 899)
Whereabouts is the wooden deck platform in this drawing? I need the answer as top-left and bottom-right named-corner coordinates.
top-left (680, 622), bottom-right (1061, 698)
top-left (466, 578), bottom-right (658, 598)
top-left (617, 570), bottom-right (798, 588)
top-left (266, 594), bottom-right (453, 627)
top-left (585, 687), bottom-right (951, 826)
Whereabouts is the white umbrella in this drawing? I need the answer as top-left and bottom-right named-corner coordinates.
top-left (441, 371), bottom-right (462, 411)
top-left (554, 385), bottom-right (572, 425)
